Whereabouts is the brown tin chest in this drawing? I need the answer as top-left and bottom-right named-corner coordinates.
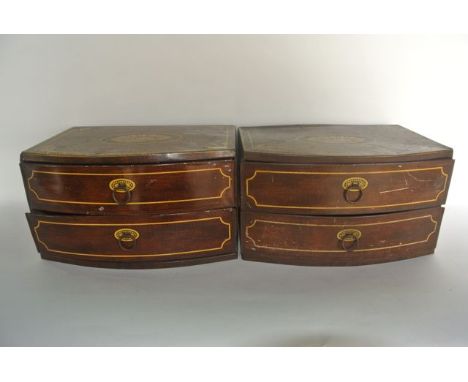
top-left (239, 125), bottom-right (454, 266)
top-left (21, 125), bottom-right (238, 268)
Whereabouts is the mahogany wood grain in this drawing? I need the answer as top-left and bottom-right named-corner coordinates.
top-left (241, 207), bottom-right (444, 266)
top-left (22, 160), bottom-right (235, 215)
top-left (27, 208), bottom-right (237, 268)
top-left (241, 159), bottom-right (453, 215)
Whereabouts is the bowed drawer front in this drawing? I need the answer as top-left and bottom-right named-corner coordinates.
top-left (242, 159), bottom-right (453, 215)
top-left (242, 207), bottom-right (444, 266)
top-left (23, 160), bottom-right (235, 215)
top-left (27, 208), bottom-right (237, 268)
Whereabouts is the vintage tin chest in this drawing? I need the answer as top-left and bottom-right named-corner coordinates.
top-left (239, 125), bottom-right (454, 266)
top-left (21, 125), bottom-right (238, 268)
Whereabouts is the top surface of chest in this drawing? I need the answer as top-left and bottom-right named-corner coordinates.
top-left (21, 125), bottom-right (236, 164)
top-left (240, 124), bottom-right (452, 163)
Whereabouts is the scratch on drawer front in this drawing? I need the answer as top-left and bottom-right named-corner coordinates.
top-left (407, 172), bottom-right (433, 182)
top-left (379, 187), bottom-right (409, 194)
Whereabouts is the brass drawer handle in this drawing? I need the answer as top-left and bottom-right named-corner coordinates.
top-left (109, 178), bottom-right (135, 205)
top-left (337, 229), bottom-right (361, 251)
top-left (342, 177), bottom-right (368, 203)
top-left (114, 228), bottom-right (139, 250)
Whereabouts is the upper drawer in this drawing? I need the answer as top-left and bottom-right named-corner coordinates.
top-left (22, 160), bottom-right (235, 215)
top-left (242, 159), bottom-right (454, 215)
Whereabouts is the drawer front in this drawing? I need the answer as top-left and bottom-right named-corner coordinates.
top-left (242, 159), bottom-right (453, 214)
top-left (22, 160), bottom-right (235, 215)
top-left (241, 207), bottom-right (444, 266)
top-left (27, 208), bottom-right (237, 268)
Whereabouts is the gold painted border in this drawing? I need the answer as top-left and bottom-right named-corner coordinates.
top-left (245, 214), bottom-right (438, 253)
top-left (246, 166), bottom-right (448, 210)
top-left (34, 217), bottom-right (231, 258)
top-left (28, 167), bottom-right (232, 205)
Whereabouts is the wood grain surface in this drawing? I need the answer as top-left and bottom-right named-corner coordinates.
top-left (22, 160), bottom-right (236, 215)
top-left (242, 159), bottom-right (453, 215)
top-left (27, 208), bottom-right (238, 268)
top-left (241, 207), bottom-right (444, 266)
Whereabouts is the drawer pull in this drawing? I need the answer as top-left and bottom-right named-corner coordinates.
top-left (337, 229), bottom-right (361, 251)
top-left (109, 178), bottom-right (135, 205)
top-left (342, 177), bottom-right (368, 203)
top-left (114, 228), bottom-right (140, 250)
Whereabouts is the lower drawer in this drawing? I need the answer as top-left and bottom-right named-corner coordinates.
top-left (241, 207), bottom-right (444, 266)
top-left (27, 208), bottom-right (237, 268)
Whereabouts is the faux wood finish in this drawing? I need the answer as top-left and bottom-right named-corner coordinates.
top-left (27, 208), bottom-right (237, 269)
top-left (21, 125), bottom-right (239, 268)
top-left (241, 207), bottom-right (444, 266)
top-left (240, 125), bottom-right (453, 164)
top-left (21, 125), bottom-right (236, 164)
top-left (242, 159), bottom-right (453, 215)
top-left (239, 124), bottom-right (452, 266)
top-left (22, 160), bottom-right (235, 215)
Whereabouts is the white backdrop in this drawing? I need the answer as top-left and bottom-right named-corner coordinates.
top-left (1, 35), bottom-right (467, 346)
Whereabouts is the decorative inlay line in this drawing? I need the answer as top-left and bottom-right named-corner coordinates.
top-left (246, 167), bottom-right (448, 210)
top-left (245, 215), bottom-right (438, 253)
top-left (28, 167), bottom-right (232, 205)
top-left (34, 217), bottom-right (232, 258)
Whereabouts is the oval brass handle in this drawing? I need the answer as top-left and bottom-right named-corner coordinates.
top-left (343, 182), bottom-right (363, 203)
top-left (114, 228), bottom-right (139, 250)
top-left (342, 177), bottom-right (368, 203)
top-left (109, 178), bottom-right (135, 205)
top-left (337, 229), bottom-right (361, 251)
